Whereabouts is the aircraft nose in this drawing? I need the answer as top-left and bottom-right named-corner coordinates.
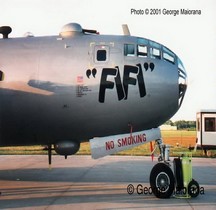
top-left (177, 58), bottom-right (187, 108)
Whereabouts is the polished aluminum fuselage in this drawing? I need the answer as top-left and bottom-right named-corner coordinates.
top-left (0, 33), bottom-right (185, 146)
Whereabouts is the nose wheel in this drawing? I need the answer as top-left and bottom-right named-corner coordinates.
top-left (149, 138), bottom-right (175, 198)
top-left (150, 163), bottom-right (175, 198)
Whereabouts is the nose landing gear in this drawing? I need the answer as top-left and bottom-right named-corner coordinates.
top-left (149, 139), bottom-right (199, 199)
top-left (149, 139), bottom-right (174, 198)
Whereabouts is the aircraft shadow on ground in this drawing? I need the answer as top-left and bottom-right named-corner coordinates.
top-left (0, 160), bottom-right (215, 208)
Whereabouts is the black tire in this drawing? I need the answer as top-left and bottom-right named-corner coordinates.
top-left (188, 179), bottom-right (199, 198)
top-left (173, 158), bottom-right (184, 191)
top-left (150, 163), bottom-right (175, 198)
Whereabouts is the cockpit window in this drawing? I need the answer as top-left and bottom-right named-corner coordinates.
top-left (163, 47), bottom-right (175, 64)
top-left (149, 41), bottom-right (160, 49)
top-left (163, 52), bottom-right (174, 63)
top-left (137, 45), bottom-right (147, 57)
top-left (94, 45), bottom-right (109, 63)
top-left (124, 44), bottom-right (135, 56)
top-left (149, 41), bottom-right (161, 59)
top-left (138, 38), bottom-right (148, 45)
top-left (97, 50), bottom-right (107, 61)
top-left (178, 58), bottom-right (185, 71)
top-left (177, 57), bottom-right (187, 108)
top-left (150, 47), bottom-right (160, 59)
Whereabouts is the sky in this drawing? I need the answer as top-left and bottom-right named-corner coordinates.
top-left (0, 0), bottom-right (216, 121)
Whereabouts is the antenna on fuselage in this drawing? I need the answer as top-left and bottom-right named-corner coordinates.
top-left (122, 24), bottom-right (131, 36)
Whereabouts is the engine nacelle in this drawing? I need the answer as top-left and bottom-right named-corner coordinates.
top-left (54, 141), bottom-right (80, 156)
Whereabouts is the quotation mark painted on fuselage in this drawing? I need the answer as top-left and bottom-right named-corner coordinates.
top-left (144, 62), bottom-right (155, 71)
top-left (86, 68), bottom-right (97, 78)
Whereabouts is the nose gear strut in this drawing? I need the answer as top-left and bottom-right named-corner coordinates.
top-left (149, 138), bottom-right (174, 198)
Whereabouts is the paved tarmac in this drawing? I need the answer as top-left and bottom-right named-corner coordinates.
top-left (0, 155), bottom-right (215, 209)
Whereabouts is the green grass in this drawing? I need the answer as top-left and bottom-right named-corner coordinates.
top-left (161, 130), bottom-right (196, 137)
top-left (0, 146), bottom-right (47, 155)
top-left (0, 131), bottom-right (215, 157)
